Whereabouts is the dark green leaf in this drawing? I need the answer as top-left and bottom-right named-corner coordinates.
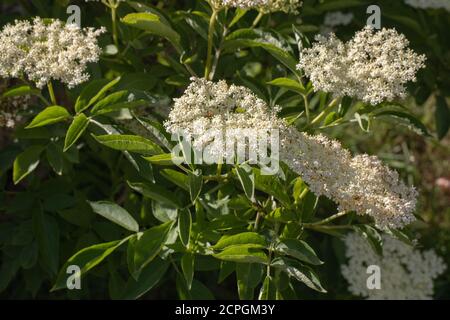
top-left (88, 201), bottom-right (139, 232)
top-left (26, 106), bottom-right (71, 128)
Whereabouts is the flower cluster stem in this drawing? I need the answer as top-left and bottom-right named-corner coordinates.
top-left (205, 9), bottom-right (219, 80)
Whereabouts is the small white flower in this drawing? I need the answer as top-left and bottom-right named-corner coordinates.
top-left (342, 232), bottom-right (447, 299)
top-left (164, 77), bottom-right (284, 162)
top-left (280, 127), bottom-right (417, 229)
top-left (166, 78), bottom-right (418, 229)
top-left (0, 17), bottom-right (105, 89)
top-left (298, 26), bottom-right (426, 105)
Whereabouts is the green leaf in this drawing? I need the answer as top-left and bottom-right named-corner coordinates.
top-left (235, 164), bottom-right (255, 202)
top-left (93, 134), bottom-right (163, 155)
top-left (122, 258), bottom-right (170, 299)
top-left (213, 245), bottom-right (268, 264)
top-left (353, 225), bottom-right (383, 256)
top-left (46, 142), bottom-right (65, 175)
top-left (258, 275), bottom-right (276, 300)
top-left (74, 79), bottom-right (109, 113)
top-left (122, 13), bottom-right (181, 51)
top-left (88, 201), bottom-right (139, 232)
top-left (275, 239), bottom-right (323, 265)
top-left (52, 237), bottom-right (130, 291)
top-left (435, 96), bottom-right (450, 139)
top-left (253, 168), bottom-right (291, 206)
top-left (181, 253), bottom-right (194, 290)
top-left (26, 106), bottom-right (71, 128)
top-left (130, 221), bottom-right (174, 276)
top-left (374, 110), bottom-right (431, 137)
top-left (178, 208), bottom-right (192, 247)
top-left (236, 263), bottom-right (263, 300)
top-left (33, 209), bottom-right (59, 276)
top-left (214, 232), bottom-right (267, 250)
top-left (1, 85), bottom-right (40, 99)
top-left (90, 90), bottom-right (128, 114)
top-left (131, 114), bottom-right (173, 149)
top-left (267, 77), bottom-right (307, 95)
top-left (160, 169), bottom-right (189, 191)
top-left (224, 28), bottom-right (298, 74)
top-left (13, 146), bottom-right (44, 184)
top-left (152, 201), bottom-right (178, 222)
top-left (64, 113), bottom-right (89, 151)
top-left (87, 77), bottom-right (122, 111)
top-left (188, 169), bottom-right (203, 203)
top-left (128, 181), bottom-right (182, 208)
top-left (272, 257), bottom-right (326, 293)
top-left (144, 153), bottom-right (182, 165)
top-left (93, 100), bottom-right (146, 116)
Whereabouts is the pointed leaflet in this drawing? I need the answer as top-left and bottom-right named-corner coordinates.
top-left (271, 257), bottom-right (326, 293)
top-left (129, 221), bottom-right (174, 276)
top-left (26, 106), bottom-right (71, 128)
top-left (75, 77), bottom-right (121, 113)
top-left (88, 201), bottom-right (139, 232)
top-left (188, 169), bottom-right (203, 203)
top-left (178, 208), bottom-right (192, 247)
top-left (235, 164), bottom-right (255, 202)
top-left (52, 237), bottom-right (131, 291)
top-left (214, 232), bottom-right (267, 250)
top-left (13, 146), bottom-right (45, 184)
top-left (275, 239), bottom-right (323, 265)
top-left (181, 253), bottom-right (194, 290)
top-left (93, 134), bottom-right (163, 155)
top-left (64, 113), bottom-right (89, 151)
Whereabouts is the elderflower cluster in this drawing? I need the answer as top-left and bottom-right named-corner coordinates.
top-left (298, 26), bottom-right (426, 105)
top-left (341, 232), bottom-right (446, 299)
top-left (0, 18), bottom-right (105, 89)
top-left (164, 77), bottom-right (284, 162)
top-left (280, 127), bottom-right (417, 229)
top-left (212, 0), bottom-right (302, 13)
top-left (404, 0), bottom-right (450, 11)
top-left (166, 78), bottom-right (418, 228)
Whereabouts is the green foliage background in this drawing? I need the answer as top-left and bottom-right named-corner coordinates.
top-left (0, 0), bottom-right (449, 299)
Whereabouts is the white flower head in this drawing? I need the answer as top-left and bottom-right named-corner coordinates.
top-left (342, 232), bottom-right (447, 299)
top-left (0, 17), bottom-right (105, 89)
top-left (164, 77), bottom-right (284, 163)
top-left (298, 26), bottom-right (426, 105)
top-left (280, 127), bottom-right (418, 229)
top-left (166, 78), bottom-right (418, 229)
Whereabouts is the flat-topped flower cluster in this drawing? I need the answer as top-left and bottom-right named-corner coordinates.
top-left (298, 26), bottom-right (426, 105)
top-left (342, 232), bottom-right (446, 299)
top-left (0, 17), bottom-right (105, 89)
top-left (165, 78), bottom-right (419, 229)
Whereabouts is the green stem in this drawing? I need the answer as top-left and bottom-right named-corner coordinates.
top-left (254, 211), bottom-right (264, 231)
top-left (47, 82), bottom-right (57, 105)
top-left (205, 9), bottom-right (219, 80)
top-left (252, 11), bottom-right (264, 28)
top-left (302, 94), bottom-right (310, 124)
top-left (302, 211), bottom-right (349, 227)
top-left (111, 5), bottom-right (119, 48)
top-left (37, 94), bottom-right (51, 106)
top-left (310, 97), bottom-right (340, 126)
